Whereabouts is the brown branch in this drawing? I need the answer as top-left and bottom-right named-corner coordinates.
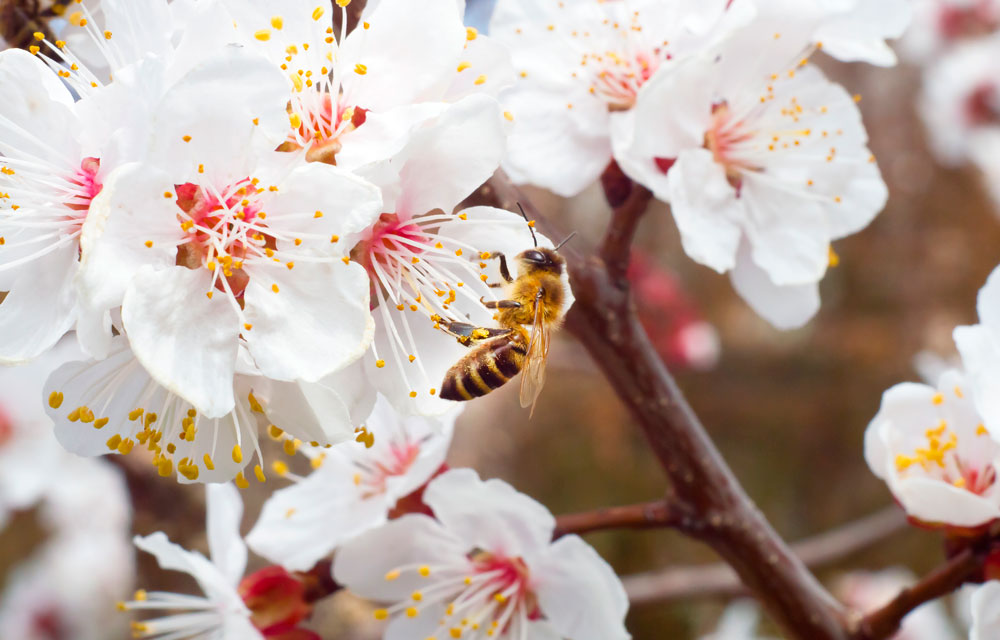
top-left (850, 547), bottom-right (983, 640)
top-left (553, 499), bottom-right (679, 538)
top-left (474, 170), bottom-right (850, 640)
top-left (623, 506), bottom-right (907, 604)
top-left (597, 175), bottom-right (652, 283)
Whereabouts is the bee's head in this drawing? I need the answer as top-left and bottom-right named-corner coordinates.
top-left (516, 247), bottom-right (565, 275)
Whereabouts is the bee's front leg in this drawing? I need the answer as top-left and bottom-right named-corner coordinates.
top-left (480, 297), bottom-right (521, 310)
top-left (483, 252), bottom-right (514, 285)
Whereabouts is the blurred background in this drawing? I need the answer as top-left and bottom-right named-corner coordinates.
top-left (2, 0), bottom-right (1000, 638)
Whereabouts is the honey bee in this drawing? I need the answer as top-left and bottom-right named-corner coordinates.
top-left (439, 208), bottom-right (574, 414)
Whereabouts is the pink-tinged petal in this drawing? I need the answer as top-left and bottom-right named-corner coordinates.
top-left (0, 244), bottom-right (77, 364)
top-left (893, 476), bottom-right (1000, 527)
top-left (529, 535), bottom-right (630, 640)
top-left (664, 149), bottom-right (743, 273)
top-left (424, 469), bottom-right (555, 556)
top-left (501, 83), bottom-right (611, 197)
top-left (730, 241), bottom-right (820, 331)
top-left (247, 470), bottom-right (389, 571)
top-left (122, 266), bottom-right (240, 418)
top-left (864, 382), bottom-right (944, 481)
top-left (242, 261), bottom-right (373, 382)
top-left (395, 95), bottom-right (507, 217)
top-left (339, 0), bottom-right (466, 112)
top-left (333, 514), bottom-right (464, 601)
top-left (207, 483), bottom-right (247, 586)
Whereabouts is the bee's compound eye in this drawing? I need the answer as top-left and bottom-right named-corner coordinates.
top-left (523, 250), bottom-right (545, 263)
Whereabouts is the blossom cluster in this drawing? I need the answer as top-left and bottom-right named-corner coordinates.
top-left (0, 0), bottom-right (934, 638)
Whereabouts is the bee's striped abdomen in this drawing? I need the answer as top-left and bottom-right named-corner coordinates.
top-left (440, 337), bottom-right (527, 402)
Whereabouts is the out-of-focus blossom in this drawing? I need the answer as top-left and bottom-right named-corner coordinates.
top-left (490, 0), bottom-right (749, 197)
top-left (955, 264), bottom-right (1000, 436)
top-left (44, 336), bottom-right (365, 484)
top-left (0, 530), bottom-right (134, 640)
top-left (247, 394), bottom-right (457, 571)
top-left (969, 579), bottom-right (1000, 639)
top-left (900, 0), bottom-right (1000, 64)
top-left (835, 569), bottom-right (960, 640)
top-left (123, 483), bottom-right (264, 639)
top-left (628, 251), bottom-right (720, 370)
top-left (864, 368), bottom-right (1000, 528)
top-left (699, 600), bottom-right (777, 640)
top-left (334, 468), bottom-right (629, 640)
top-left (621, 6), bottom-right (887, 329)
top-left (919, 34), bottom-right (1000, 166)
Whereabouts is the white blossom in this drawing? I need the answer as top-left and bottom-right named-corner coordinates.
top-left (247, 394), bottom-right (457, 571)
top-left (864, 368), bottom-right (1000, 527)
top-left (122, 483), bottom-right (262, 640)
top-left (954, 264), bottom-right (1000, 436)
top-left (334, 468), bottom-right (629, 640)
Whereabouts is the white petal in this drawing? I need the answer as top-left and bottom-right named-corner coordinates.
top-left (384, 603), bottom-right (449, 640)
top-left (530, 535), bottom-right (630, 640)
top-left (333, 514), bottom-right (465, 601)
top-left (664, 149), bottom-right (743, 273)
top-left (424, 469), bottom-right (555, 556)
top-left (134, 532), bottom-right (241, 606)
top-left (971, 581), bottom-right (1000, 640)
top-left (259, 374), bottom-right (361, 446)
top-left (242, 260), bottom-right (373, 382)
top-left (729, 241), bottom-right (820, 330)
top-left (0, 244), bottom-right (77, 364)
top-left (0, 49), bottom-right (79, 155)
top-left (977, 265), bottom-right (1000, 338)
top-left (339, 0), bottom-right (466, 111)
top-left (816, 0), bottom-right (912, 67)
top-left (206, 483), bottom-right (247, 586)
top-left (893, 476), bottom-right (1000, 527)
top-left (122, 266), bottom-right (240, 417)
top-left (501, 83), bottom-right (611, 197)
top-left (394, 94), bottom-right (507, 217)
top-left (247, 469), bottom-right (389, 571)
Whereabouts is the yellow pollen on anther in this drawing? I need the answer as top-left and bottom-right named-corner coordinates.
top-left (273, 460), bottom-right (289, 476)
top-left (466, 26), bottom-right (478, 40)
top-left (203, 454), bottom-right (215, 470)
top-left (289, 113), bottom-right (302, 129)
top-left (235, 472), bottom-right (250, 489)
top-left (457, 61), bottom-right (471, 72)
top-left (932, 393), bottom-right (944, 405)
top-left (406, 607), bottom-right (419, 617)
top-left (419, 565), bottom-right (431, 577)
top-left (33, 32), bottom-right (44, 41)
top-left (144, 240), bottom-right (153, 248)
top-left (254, 464), bottom-right (266, 483)
top-left (48, 391), bottom-right (64, 409)
top-left (374, 609), bottom-right (389, 620)
top-left (272, 284), bottom-right (280, 293)
top-left (409, 391), bottom-right (417, 398)
top-left (474, 75), bottom-right (487, 85)
top-left (354, 63), bottom-right (367, 75)
top-left (412, 591), bottom-right (423, 601)
top-left (376, 359), bottom-right (386, 368)
top-left (504, 111), bottom-right (514, 121)
top-left (254, 29), bottom-right (271, 41)
top-left (385, 570), bottom-right (401, 581)
top-left (232, 444), bottom-right (243, 463)
top-left (163, 191), bottom-right (173, 199)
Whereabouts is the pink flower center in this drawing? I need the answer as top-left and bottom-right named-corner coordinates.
top-left (282, 90), bottom-right (367, 165)
top-left (895, 422), bottom-right (998, 496)
top-left (587, 49), bottom-right (663, 111)
top-left (0, 405), bottom-right (13, 449)
top-left (704, 102), bottom-right (756, 185)
top-left (356, 439), bottom-right (421, 497)
top-left (939, 2), bottom-right (999, 40)
top-left (65, 157), bottom-right (102, 224)
top-left (964, 82), bottom-right (1000, 127)
top-left (358, 213), bottom-right (431, 280)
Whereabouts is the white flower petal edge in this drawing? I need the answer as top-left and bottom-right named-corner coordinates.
top-left (971, 580), bottom-right (1000, 640)
top-left (955, 264), bottom-right (1000, 437)
top-left (246, 394), bottom-right (458, 571)
top-left (333, 469), bottom-right (630, 640)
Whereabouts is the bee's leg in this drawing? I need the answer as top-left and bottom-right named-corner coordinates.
top-left (437, 320), bottom-right (512, 348)
top-left (484, 252), bottom-right (514, 284)
top-left (480, 297), bottom-right (521, 310)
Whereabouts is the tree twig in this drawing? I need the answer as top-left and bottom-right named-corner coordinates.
top-left (475, 170), bottom-right (850, 640)
top-left (554, 499), bottom-right (679, 538)
top-left (850, 547), bottom-right (983, 640)
top-left (623, 506), bottom-right (907, 604)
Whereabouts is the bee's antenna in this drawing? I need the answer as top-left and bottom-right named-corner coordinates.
top-left (516, 202), bottom-right (538, 248)
top-left (554, 231), bottom-right (577, 251)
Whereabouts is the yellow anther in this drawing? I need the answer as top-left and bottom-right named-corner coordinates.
top-left (311, 453), bottom-right (326, 469)
top-left (828, 246), bottom-right (839, 268)
top-left (450, 629), bottom-right (463, 639)
top-left (466, 26), bottom-right (478, 40)
top-left (144, 240), bottom-right (154, 248)
top-left (254, 29), bottom-right (271, 41)
top-left (134, 589), bottom-right (148, 601)
top-left (336, 0), bottom-right (351, 6)
top-left (106, 434), bottom-right (122, 451)
top-left (376, 359), bottom-right (386, 368)
top-left (494, 593), bottom-right (507, 603)
top-left (289, 112), bottom-right (302, 129)
top-left (283, 438), bottom-right (298, 456)
top-left (978, 424), bottom-right (989, 436)
top-left (203, 454), bottom-right (215, 470)
top-left (118, 438), bottom-right (134, 455)
top-left (254, 464), bottom-right (266, 483)
top-left (354, 63), bottom-right (367, 75)
top-left (932, 393), bottom-right (944, 405)
top-left (314, 5), bottom-right (328, 18)
top-left (954, 477), bottom-right (967, 488)
top-left (271, 16), bottom-right (284, 29)
top-left (48, 391), bottom-right (64, 409)
top-left (268, 424), bottom-right (284, 439)
top-left (457, 61), bottom-right (471, 72)
top-left (504, 111), bottom-right (514, 121)
top-left (163, 191), bottom-right (173, 199)
top-left (412, 591), bottom-right (423, 601)
top-left (29, 45), bottom-right (40, 54)
top-left (409, 391), bottom-right (418, 398)
top-left (419, 565), bottom-right (431, 577)
top-left (385, 569), bottom-right (401, 581)
top-left (474, 74), bottom-right (487, 85)
top-left (67, 407), bottom-right (81, 422)
top-left (374, 609), bottom-right (389, 620)
top-left (94, 417), bottom-right (109, 429)
top-left (272, 460), bottom-right (289, 476)
top-left (157, 458), bottom-right (173, 477)
top-left (235, 472), bottom-right (249, 489)
top-left (406, 607), bottom-right (419, 617)
top-left (104, 30), bottom-right (112, 39)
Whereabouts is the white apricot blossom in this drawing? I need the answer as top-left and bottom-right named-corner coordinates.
top-left (247, 394), bottom-right (457, 571)
top-left (334, 468), bottom-right (629, 640)
top-left (44, 336), bottom-right (359, 484)
top-left (864, 368), bottom-right (1000, 527)
top-left (122, 483), bottom-right (262, 640)
top-left (620, 6), bottom-right (887, 329)
top-left (954, 264), bottom-right (1000, 434)
top-left (899, 0), bottom-right (1000, 64)
top-left (489, 0), bottom-right (750, 197)
top-left (971, 580), bottom-right (1000, 640)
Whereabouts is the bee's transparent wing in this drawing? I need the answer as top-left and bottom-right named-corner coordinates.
top-left (519, 290), bottom-right (550, 415)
